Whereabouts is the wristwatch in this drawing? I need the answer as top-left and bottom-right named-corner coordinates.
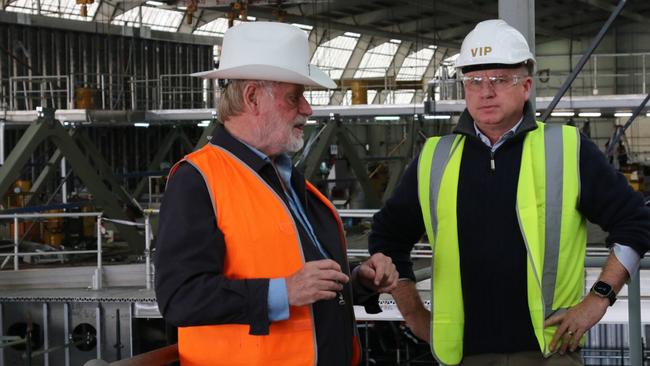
top-left (590, 281), bottom-right (616, 306)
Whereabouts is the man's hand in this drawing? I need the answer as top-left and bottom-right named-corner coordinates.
top-left (545, 252), bottom-right (628, 353)
top-left (354, 253), bottom-right (399, 293)
top-left (286, 259), bottom-right (349, 307)
top-left (545, 294), bottom-right (609, 354)
top-left (392, 280), bottom-right (431, 343)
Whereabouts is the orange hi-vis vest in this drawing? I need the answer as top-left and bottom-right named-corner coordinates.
top-left (171, 143), bottom-right (360, 366)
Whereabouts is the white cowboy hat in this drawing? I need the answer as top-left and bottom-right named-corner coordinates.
top-left (192, 22), bottom-right (337, 89)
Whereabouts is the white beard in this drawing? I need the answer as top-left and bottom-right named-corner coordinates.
top-left (258, 111), bottom-right (306, 155)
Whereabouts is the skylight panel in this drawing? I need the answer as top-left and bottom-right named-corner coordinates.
top-left (304, 90), bottom-right (331, 105)
top-left (194, 18), bottom-right (243, 37)
top-left (112, 6), bottom-right (183, 32)
top-left (6, 0), bottom-right (99, 19)
top-left (354, 41), bottom-right (399, 79)
top-left (397, 47), bottom-right (435, 81)
top-left (311, 34), bottom-right (359, 80)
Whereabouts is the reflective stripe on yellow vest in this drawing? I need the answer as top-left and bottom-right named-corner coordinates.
top-left (417, 122), bottom-right (587, 365)
top-left (173, 144), bottom-right (360, 366)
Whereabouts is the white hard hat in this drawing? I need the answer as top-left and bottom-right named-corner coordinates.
top-left (455, 19), bottom-right (535, 72)
top-left (192, 22), bottom-right (336, 89)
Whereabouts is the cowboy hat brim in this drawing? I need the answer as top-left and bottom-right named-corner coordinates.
top-left (192, 64), bottom-right (337, 89)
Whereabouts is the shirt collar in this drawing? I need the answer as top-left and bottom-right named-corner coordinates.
top-left (473, 117), bottom-right (523, 150)
top-left (229, 131), bottom-right (294, 187)
top-left (208, 124), bottom-right (269, 172)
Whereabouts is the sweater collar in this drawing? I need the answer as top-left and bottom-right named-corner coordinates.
top-left (453, 100), bottom-right (538, 139)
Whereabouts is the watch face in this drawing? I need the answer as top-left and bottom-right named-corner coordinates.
top-left (593, 281), bottom-right (612, 295)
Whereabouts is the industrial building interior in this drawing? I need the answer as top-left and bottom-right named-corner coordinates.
top-left (0, 0), bottom-right (649, 364)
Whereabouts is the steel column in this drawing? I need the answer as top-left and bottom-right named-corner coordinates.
top-left (499, 0), bottom-right (536, 110)
top-left (627, 269), bottom-right (642, 366)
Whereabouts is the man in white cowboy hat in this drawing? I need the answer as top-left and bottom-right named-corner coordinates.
top-left (369, 19), bottom-right (650, 366)
top-left (154, 21), bottom-right (398, 365)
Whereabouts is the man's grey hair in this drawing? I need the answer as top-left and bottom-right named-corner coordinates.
top-left (218, 80), bottom-right (278, 122)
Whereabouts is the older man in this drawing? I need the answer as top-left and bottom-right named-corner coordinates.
top-left (155, 22), bottom-right (398, 366)
top-left (370, 19), bottom-right (650, 366)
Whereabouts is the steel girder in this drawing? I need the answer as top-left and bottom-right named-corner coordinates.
top-left (0, 108), bottom-right (144, 252)
top-left (132, 128), bottom-right (194, 200)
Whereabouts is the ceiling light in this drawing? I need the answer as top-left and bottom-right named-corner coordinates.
top-left (424, 115), bottom-right (451, 120)
top-left (535, 112), bottom-right (541, 117)
top-left (344, 32), bottom-right (360, 38)
top-left (614, 112), bottom-right (633, 117)
top-left (197, 120), bottom-right (210, 127)
top-left (578, 112), bottom-right (601, 117)
top-left (374, 116), bottom-right (400, 121)
top-left (134, 122), bottom-right (150, 127)
top-left (145, 0), bottom-right (165, 6)
top-left (306, 120), bottom-right (318, 125)
top-left (550, 111), bottom-right (575, 117)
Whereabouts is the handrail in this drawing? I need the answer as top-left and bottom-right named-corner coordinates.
top-left (0, 211), bottom-right (104, 289)
top-left (83, 344), bottom-right (179, 366)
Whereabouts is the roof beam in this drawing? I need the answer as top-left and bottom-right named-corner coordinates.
top-left (92, 0), bottom-right (116, 22)
top-left (111, 2), bottom-right (142, 20)
top-left (308, 27), bottom-right (343, 58)
top-left (337, 4), bottom-right (419, 27)
top-left (419, 1), bottom-right (557, 38)
top-left (577, 0), bottom-right (650, 24)
top-left (0, 10), bottom-right (219, 45)
top-left (294, 0), bottom-right (378, 18)
top-left (204, 5), bottom-right (456, 48)
top-left (188, 10), bottom-right (223, 33)
top-left (177, 9), bottom-right (205, 33)
top-left (381, 15), bottom-right (441, 37)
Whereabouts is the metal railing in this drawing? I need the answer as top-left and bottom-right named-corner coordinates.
top-left (158, 74), bottom-right (208, 109)
top-left (0, 211), bottom-right (105, 289)
top-left (83, 344), bottom-right (179, 366)
top-left (9, 75), bottom-right (73, 111)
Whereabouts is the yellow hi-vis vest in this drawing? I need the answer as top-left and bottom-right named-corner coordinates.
top-left (417, 122), bottom-right (587, 365)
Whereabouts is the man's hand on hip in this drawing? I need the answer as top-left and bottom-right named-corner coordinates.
top-left (545, 293), bottom-right (609, 354)
top-left (354, 253), bottom-right (399, 293)
top-left (286, 259), bottom-right (349, 307)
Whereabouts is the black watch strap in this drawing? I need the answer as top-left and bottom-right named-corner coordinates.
top-left (591, 280), bottom-right (616, 306)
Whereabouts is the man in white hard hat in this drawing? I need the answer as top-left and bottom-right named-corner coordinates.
top-left (155, 21), bottom-right (398, 365)
top-left (369, 19), bottom-right (650, 365)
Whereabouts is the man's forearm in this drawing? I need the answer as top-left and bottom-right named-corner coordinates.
top-left (392, 279), bottom-right (431, 342)
top-left (392, 280), bottom-right (427, 318)
top-left (596, 252), bottom-right (629, 294)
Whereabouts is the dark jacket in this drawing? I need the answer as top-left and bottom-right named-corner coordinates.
top-left (155, 124), bottom-right (375, 365)
top-left (370, 102), bottom-right (650, 355)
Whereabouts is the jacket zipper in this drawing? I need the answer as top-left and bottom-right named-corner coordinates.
top-left (490, 150), bottom-right (496, 171)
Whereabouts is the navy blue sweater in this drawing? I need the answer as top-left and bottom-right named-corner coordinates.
top-left (370, 102), bottom-right (650, 355)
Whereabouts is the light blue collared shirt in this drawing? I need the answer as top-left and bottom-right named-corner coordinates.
top-left (473, 118), bottom-right (523, 152)
top-left (240, 140), bottom-right (330, 322)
